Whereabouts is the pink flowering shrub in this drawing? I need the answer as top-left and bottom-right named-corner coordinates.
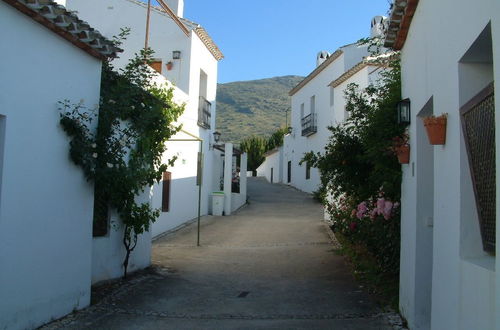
top-left (326, 192), bottom-right (401, 274)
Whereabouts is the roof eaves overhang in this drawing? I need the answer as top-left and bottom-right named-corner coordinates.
top-left (384, 0), bottom-right (419, 50)
top-left (3, 0), bottom-right (121, 60)
top-left (289, 49), bottom-right (343, 96)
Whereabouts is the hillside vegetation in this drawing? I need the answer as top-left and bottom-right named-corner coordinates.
top-left (216, 75), bottom-right (304, 143)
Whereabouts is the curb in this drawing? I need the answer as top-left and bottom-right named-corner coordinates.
top-left (322, 221), bottom-right (342, 249)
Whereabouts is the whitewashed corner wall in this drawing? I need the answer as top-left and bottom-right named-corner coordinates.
top-left (398, 0), bottom-right (500, 329)
top-left (0, 3), bottom-right (101, 329)
top-left (257, 148), bottom-right (283, 183)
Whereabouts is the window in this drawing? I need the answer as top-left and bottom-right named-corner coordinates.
top-left (93, 183), bottom-right (109, 237)
top-left (149, 59), bottom-right (162, 74)
top-left (162, 171), bottom-right (171, 212)
top-left (310, 95), bottom-right (316, 114)
top-left (306, 162), bottom-right (311, 180)
top-left (300, 103), bottom-right (305, 119)
top-left (461, 83), bottom-right (495, 253)
top-left (197, 70), bottom-right (210, 128)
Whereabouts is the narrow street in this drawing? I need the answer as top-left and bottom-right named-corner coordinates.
top-left (46, 178), bottom-right (395, 329)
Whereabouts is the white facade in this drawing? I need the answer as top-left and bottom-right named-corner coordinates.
top-left (0, 2), bottom-right (103, 329)
top-left (277, 40), bottom-right (380, 194)
top-left (386, 0), bottom-right (500, 329)
top-left (257, 148), bottom-right (283, 183)
top-left (65, 0), bottom-right (244, 278)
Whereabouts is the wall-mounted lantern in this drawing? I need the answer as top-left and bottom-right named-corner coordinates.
top-left (172, 50), bottom-right (181, 59)
top-left (397, 98), bottom-right (411, 125)
top-left (213, 131), bottom-right (221, 143)
top-left (287, 126), bottom-right (293, 134)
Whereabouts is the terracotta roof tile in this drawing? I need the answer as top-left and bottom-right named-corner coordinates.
top-left (3, 0), bottom-right (121, 60)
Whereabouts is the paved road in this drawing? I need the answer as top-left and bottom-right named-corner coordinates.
top-left (47, 177), bottom-right (394, 329)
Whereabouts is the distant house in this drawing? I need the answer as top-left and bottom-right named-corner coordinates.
top-left (384, 0), bottom-right (499, 329)
top-left (0, 0), bottom-right (119, 329)
top-left (65, 0), bottom-right (247, 282)
top-left (259, 16), bottom-right (387, 194)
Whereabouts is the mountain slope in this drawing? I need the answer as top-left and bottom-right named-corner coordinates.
top-left (216, 75), bottom-right (304, 143)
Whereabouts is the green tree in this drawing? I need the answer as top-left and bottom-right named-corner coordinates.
top-left (59, 29), bottom-right (184, 277)
top-left (240, 135), bottom-right (267, 176)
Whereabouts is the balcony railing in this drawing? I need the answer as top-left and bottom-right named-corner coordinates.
top-left (301, 113), bottom-right (317, 136)
top-left (198, 96), bottom-right (211, 129)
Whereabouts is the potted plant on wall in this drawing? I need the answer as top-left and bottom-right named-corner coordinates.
top-left (391, 134), bottom-right (410, 164)
top-left (422, 113), bottom-right (447, 145)
top-left (166, 61), bottom-right (173, 71)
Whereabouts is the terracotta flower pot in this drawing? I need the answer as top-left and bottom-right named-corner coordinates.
top-left (166, 62), bottom-right (173, 71)
top-left (394, 145), bottom-right (410, 164)
top-left (423, 114), bottom-right (447, 145)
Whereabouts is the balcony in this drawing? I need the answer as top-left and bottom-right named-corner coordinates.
top-left (301, 113), bottom-right (317, 136)
top-left (198, 96), bottom-right (211, 129)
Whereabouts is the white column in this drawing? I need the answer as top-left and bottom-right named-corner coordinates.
top-left (240, 153), bottom-right (248, 201)
top-left (223, 143), bottom-right (233, 216)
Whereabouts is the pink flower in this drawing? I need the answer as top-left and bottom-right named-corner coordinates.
top-left (376, 198), bottom-right (385, 215)
top-left (383, 201), bottom-right (394, 220)
top-left (356, 201), bottom-right (368, 219)
top-left (370, 208), bottom-right (378, 220)
top-left (349, 222), bottom-right (357, 231)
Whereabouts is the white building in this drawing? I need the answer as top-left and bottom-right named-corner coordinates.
top-left (0, 1), bottom-right (119, 329)
top-left (66, 0), bottom-right (246, 281)
top-left (259, 17), bottom-right (387, 194)
top-left (385, 0), bottom-right (500, 329)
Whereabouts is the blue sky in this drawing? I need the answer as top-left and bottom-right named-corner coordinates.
top-left (180, 1), bottom-right (391, 83)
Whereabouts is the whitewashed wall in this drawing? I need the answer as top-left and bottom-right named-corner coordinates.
top-left (398, 0), bottom-right (499, 329)
top-left (67, 0), bottom-right (224, 262)
top-left (257, 148), bottom-right (283, 183)
top-left (66, 0), bottom-right (192, 93)
top-left (0, 3), bottom-right (100, 329)
top-left (284, 44), bottom-right (369, 194)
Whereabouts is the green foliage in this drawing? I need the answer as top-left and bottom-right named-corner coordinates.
top-left (303, 44), bottom-right (404, 287)
top-left (240, 136), bottom-right (267, 175)
top-left (240, 127), bottom-right (289, 175)
top-left (216, 76), bottom-right (303, 143)
top-left (59, 31), bottom-right (184, 277)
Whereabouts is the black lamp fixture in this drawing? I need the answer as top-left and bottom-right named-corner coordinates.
top-left (287, 126), bottom-right (293, 134)
top-left (213, 131), bottom-right (221, 143)
top-left (397, 98), bottom-right (411, 125)
top-left (172, 50), bottom-right (181, 60)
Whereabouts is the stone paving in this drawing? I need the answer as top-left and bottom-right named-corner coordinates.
top-left (42, 177), bottom-right (404, 329)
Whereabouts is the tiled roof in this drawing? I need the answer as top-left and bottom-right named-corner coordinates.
top-left (3, 0), bottom-right (121, 60)
top-left (289, 49), bottom-right (343, 96)
top-left (328, 52), bottom-right (395, 88)
top-left (384, 0), bottom-right (419, 50)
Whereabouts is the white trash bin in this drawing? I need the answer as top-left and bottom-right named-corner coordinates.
top-left (211, 192), bottom-right (225, 216)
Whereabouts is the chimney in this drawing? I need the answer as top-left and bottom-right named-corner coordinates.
top-left (316, 51), bottom-right (331, 67)
top-left (165, 0), bottom-right (184, 18)
top-left (370, 15), bottom-right (387, 38)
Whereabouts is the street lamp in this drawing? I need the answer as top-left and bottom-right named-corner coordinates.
top-left (172, 50), bottom-right (181, 59)
top-left (213, 131), bottom-right (221, 143)
top-left (397, 98), bottom-right (411, 125)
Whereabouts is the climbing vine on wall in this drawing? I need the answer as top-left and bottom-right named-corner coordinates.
top-left (59, 29), bottom-right (185, 277)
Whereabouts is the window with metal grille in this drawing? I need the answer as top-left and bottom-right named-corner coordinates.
top-left (460, 83), bottom-right (495, 253)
